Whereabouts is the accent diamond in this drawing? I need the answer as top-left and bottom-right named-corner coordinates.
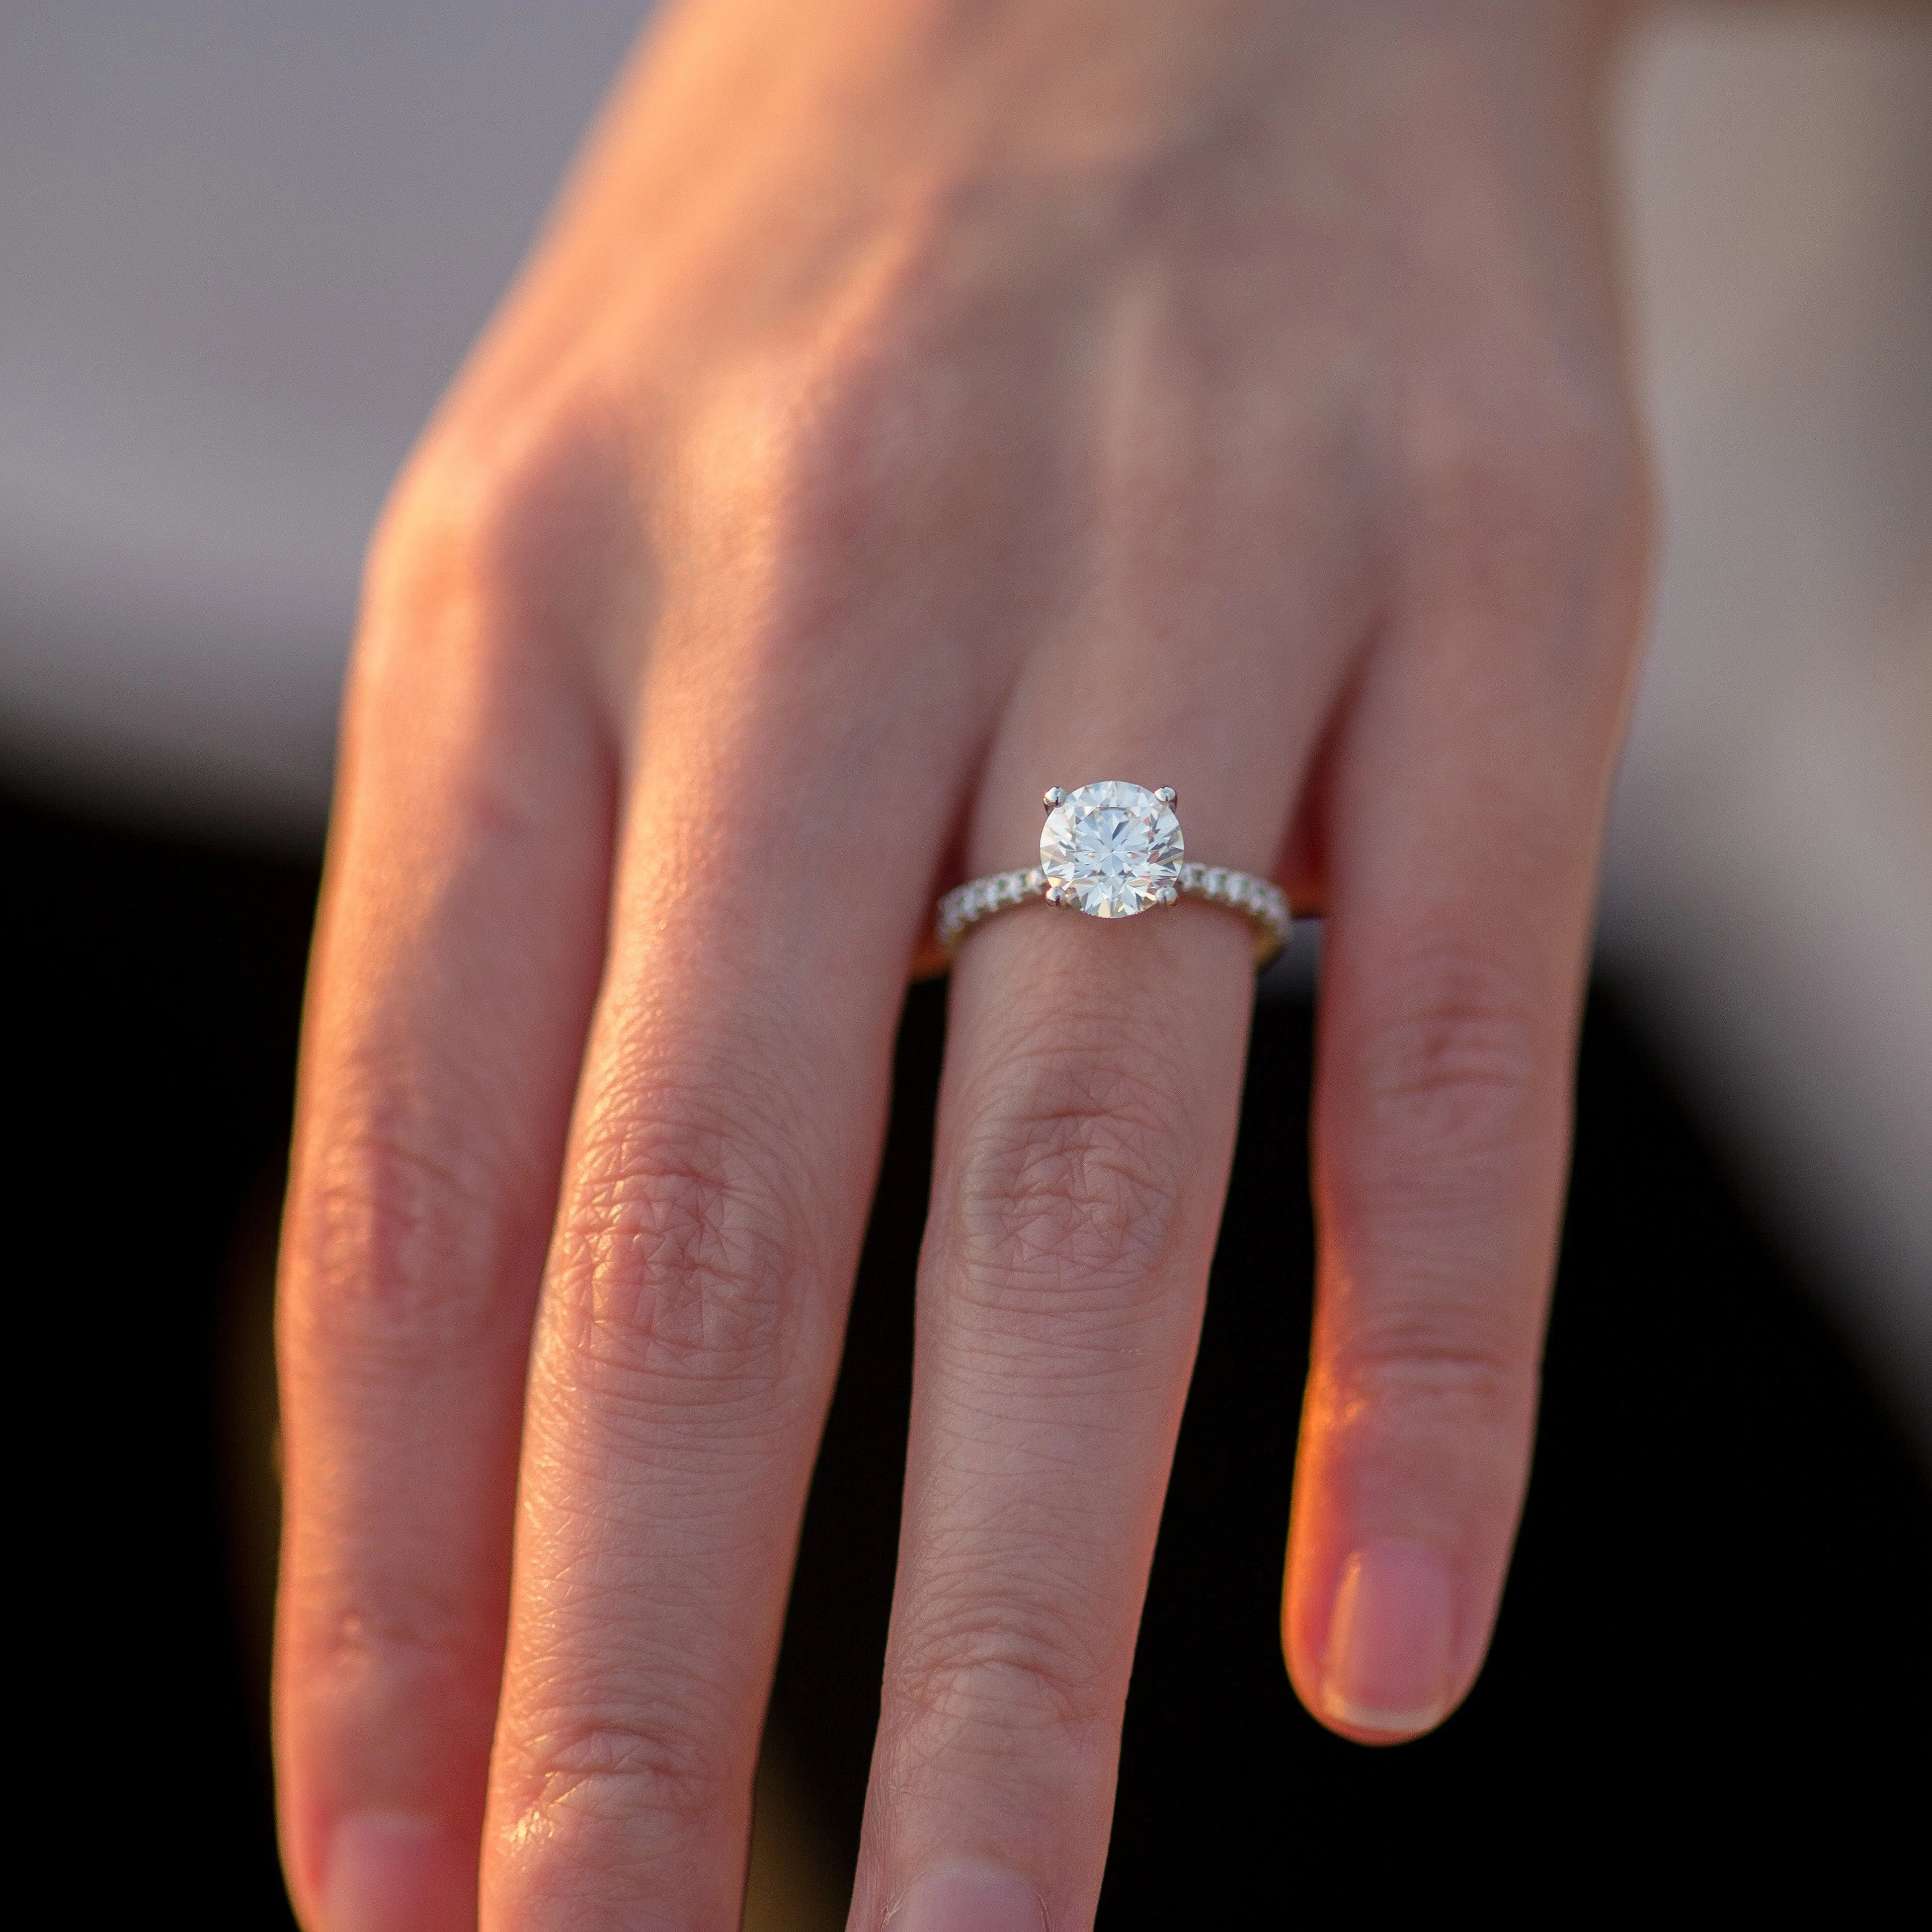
top-left (1039, 780), bottom-right (1184, 919)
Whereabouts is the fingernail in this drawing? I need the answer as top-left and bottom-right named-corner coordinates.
top-left (1320, 1540), bottom-right (1456, 1737)
top-left (890, 1867), bottom-right (1048, 1932)
top-left (321, 1813), bottom-right (471, 1932)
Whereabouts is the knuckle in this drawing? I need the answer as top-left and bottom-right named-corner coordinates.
top-left (286, 1107), bottom-right (515, 1367)
top-left (949, 1044), bottom-right (1185, 1312)
top-left (307, 1589), bottom-right (473, 1693)
top-left (551, 1093), bottom-right (802, 1401)
top-left (707, 304), bottom-right (933, 525)
top-left (764, 212), bottom-right (984, 466)
top-left (1345, 947), bottom-right (1546, 1170)
top-left (506, 1711), bottom-right (730, 1840)
top-left (360, 399), bottom-right (622, 681)
top-left (670, 254), bottom-right (1000, 682)
top-left (893, 1587), bottom-right (1112, 1745)
top-left (1326, 1295), bottom-right (1536, 1420)
top-left (281, 1556), bottom-right (495, 1722)
top-left (1406, 365), bottom-right (1644, 570)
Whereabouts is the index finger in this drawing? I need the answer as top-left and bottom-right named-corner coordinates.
top-left (475, 647), bottom-right (977, 1924)
top-left (275, 547), bottom-right (615, 1930)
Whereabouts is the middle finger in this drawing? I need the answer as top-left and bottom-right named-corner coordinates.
top-left (479, 666), bottom-right (964, 1926)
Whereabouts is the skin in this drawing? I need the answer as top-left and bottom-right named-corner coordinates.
top-left (273, 1), bottom-right (1651, 1926)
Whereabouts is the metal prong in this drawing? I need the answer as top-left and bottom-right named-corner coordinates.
top-left (1159, 885), bottom-right (1179, 905)
top-left (1043, 883), bottom-right (1062, 905)
top-left (1155, 786), bottom-right (1177, 806)
top-left (1043, 786), bottom-right (1067, 810)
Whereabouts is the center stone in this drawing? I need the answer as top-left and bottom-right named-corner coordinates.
top-left (1040, 780), bottom-right (1184, 918)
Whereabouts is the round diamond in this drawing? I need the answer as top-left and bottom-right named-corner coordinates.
top-left (1039, 780), bottom-right (1184, 919)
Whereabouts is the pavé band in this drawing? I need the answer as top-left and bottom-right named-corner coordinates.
top-left (936, 781), bottom-right (1290, 967)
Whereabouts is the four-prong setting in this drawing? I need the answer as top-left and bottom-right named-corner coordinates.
top-left (1039, 780), bottom-right (1185, 919)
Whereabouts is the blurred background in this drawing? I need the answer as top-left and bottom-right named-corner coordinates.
top-left (4, 3), bottom-right (1927, 1922)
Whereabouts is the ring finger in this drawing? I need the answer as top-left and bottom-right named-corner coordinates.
top-left (850, 592), bottom-right (1339, 1930)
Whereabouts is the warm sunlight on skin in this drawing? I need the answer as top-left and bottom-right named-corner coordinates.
top-left (273, 3), bottom-right (1649, 1926)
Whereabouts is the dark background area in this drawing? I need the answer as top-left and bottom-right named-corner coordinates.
top-left (12, 783), bottom-right (1928, 1927)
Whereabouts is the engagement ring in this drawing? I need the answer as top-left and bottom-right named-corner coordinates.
top-left (937, 780), bottom-right (1290, 966)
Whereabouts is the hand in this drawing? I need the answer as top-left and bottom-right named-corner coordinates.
top-left (274, 1), bottom-right (1647, 1925)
